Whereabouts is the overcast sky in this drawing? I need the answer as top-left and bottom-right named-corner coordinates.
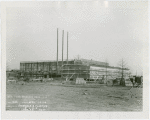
top-left (6, 1), bottom-right (148, 75)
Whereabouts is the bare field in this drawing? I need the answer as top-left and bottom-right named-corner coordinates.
top-left (6, 81), bottom-right (143, 111)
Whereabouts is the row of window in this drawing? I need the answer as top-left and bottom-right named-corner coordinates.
top-left (20, 65), bottom-right (62, 71)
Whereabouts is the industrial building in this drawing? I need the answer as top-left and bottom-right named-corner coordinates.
top-left (20, 28), bottom-right (129, 80)
top-left (20, 58), bottom-right (129, 80)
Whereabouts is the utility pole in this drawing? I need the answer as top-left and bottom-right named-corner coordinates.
top-left (122, 58), bottom-right (124, 79)
top-left (67, 32), bottom-right (68, 64)
top-left (62, 30), bottom-right (64, 66)
top-left (61, 30), bottom-right (64, 78)
top-left (57, 28), bottom-right (58, 75)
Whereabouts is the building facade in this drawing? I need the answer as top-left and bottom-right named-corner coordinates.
top-left (20, 59), bottom-right (129, 80)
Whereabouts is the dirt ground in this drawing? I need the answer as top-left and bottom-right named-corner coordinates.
top-left (6, 81), bottom-right (143, 111)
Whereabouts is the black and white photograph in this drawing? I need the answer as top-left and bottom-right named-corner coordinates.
top-left (1, 0), bottom-right (149, 119)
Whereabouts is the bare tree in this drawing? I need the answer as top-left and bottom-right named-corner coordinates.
top-left (117, 59), bottom-right (129, 86)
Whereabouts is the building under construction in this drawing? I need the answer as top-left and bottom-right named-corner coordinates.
top-left (20, 59), bottom-right (129, 80)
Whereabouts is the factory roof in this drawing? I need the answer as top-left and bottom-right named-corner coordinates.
top-left (20, 59), bottom-right (75, 63)
top-left (20, 58), bottom-right (107, 64)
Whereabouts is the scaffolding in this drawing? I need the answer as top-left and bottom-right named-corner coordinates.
top-left (61, 64), bottom-right (129, 81)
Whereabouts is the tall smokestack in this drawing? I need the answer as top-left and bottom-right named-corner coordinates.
top-left (57, 28), bottom-right (58, 75)
top-left (67, 32), bottom-right (68, 64)
top-left (62, 30), bottom-right (64, 66)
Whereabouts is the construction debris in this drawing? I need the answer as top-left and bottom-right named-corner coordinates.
top-left (76, 78), bottom-right (86, 84)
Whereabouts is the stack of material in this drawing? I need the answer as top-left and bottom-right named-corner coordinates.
top-left (104, 76), bottom-right (116, 84)
top-left (106, 79), bottom-right (113, 86)
top-left (76, 78), bottom-right (86, 84)
top-left (125, 79), bottom-right (133, 86)
top-left (48, 78), bottom-right (53, 80)
top-left (32, 78), bottom-right (42, 81)
top-left (43, 78), bottom-right (53, 82)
